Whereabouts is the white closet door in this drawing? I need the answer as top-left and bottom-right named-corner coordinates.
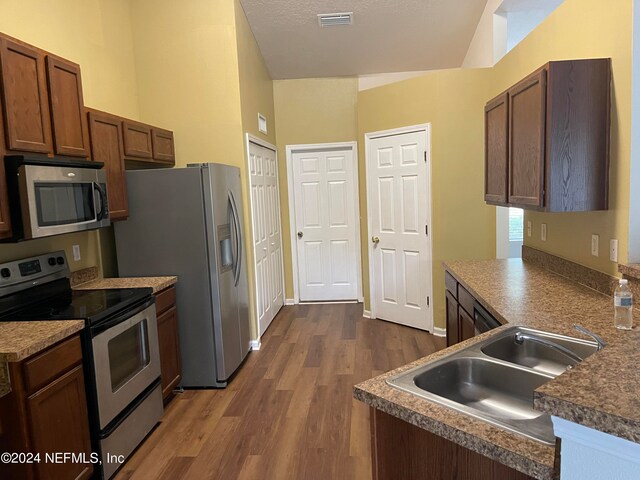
top-left (368, 130), bottom-right (432, 331)
top-left (249, 141), bottom-right (284, 336)
top-left (292, 148), bottom-right (358, 301)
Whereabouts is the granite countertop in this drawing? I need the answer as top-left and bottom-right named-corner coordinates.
top-left (74, 276), bottom-right (177, 294)
top-left (354, 258), bottom-right (640, 480)
top-left (0, 320), bottom-right (85, 397)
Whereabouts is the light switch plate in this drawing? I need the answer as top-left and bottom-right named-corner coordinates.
top-left (527, 221), bottom-right (532, 237)
top-left (591, 234), bottom-right (599, 257)
top-left (72, 245), bottom-right (81, 261)
top-left (610, 239), bottom-right (618, 262)
top-left (541, 223), bottom-right (547, 241)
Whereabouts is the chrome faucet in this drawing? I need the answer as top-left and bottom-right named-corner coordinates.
top-left (574, 325), bottom-right (607, 351)
top-left (514, 332), bottom-right (584, 363)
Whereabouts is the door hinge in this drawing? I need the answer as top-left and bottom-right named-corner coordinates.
top-left (424, 151), bottom-right (427, 163)
top-left (425, 225), bottom-right (428, 236)
top-left (427, 296), bottom-right (430, 307)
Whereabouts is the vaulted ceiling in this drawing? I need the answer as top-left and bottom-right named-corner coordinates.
top-left (240, 0), bottom-right (489, 79)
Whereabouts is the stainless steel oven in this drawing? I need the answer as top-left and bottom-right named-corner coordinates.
top-left (91, 302), bottom-right (161, 429)
top-left (4, 155), bottom-right (109, 241)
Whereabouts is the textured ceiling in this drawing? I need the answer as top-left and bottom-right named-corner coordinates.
top-left (239, 0), bottom-right (488, 79)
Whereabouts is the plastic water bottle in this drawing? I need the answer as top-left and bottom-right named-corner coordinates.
top-left (614, 279), bottom-right (633, 330)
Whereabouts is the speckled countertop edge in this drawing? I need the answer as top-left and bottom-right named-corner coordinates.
top-left (74, 276), bottom-right (177, 294)
top-left (354, 330), bottom-right (556, 480)
top-left (355, 258), bottom-right (640, 479)
top-left (0, 320), bottom-right (85, 398)
top-left (441, 260), bottom-right (640, 445)
top-left (0, 320), bottom-right (85, 363)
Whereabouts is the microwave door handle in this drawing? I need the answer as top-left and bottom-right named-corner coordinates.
top-left (93, 183), bottom-right (107, 221)
top-left (229, 191), bottom-right (242, 287)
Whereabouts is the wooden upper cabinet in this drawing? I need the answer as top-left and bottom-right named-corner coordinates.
top-left (508, 69), bottom-right (547, 209)
top-left (88, 109), bottom-right (128, 220)
top-left (0, 37), bottom-right (52, 153)
top-left (546, 60), bottom-right (611, 211)
top-left (484, 93), bottom-right (509, 205)
top-left (152, 128), bottom-right (175, 164)
top-left (0, 92), bottom-right (11, 238)
top-left (46, 55), bottom-right (89, 157)
top-left (484, 59), bottom-right (611, 212)
top-left (123, 120), bottom-right (153, 159)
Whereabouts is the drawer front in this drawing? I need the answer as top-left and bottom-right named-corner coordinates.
top-left (24, 335), bottom-right (82, 395)
top-left (445, 271), bottom-right (458, 298)
top-left (155, 286), bottom-right (176, 315)
top-left (457, 285), bottom-right (475, 316)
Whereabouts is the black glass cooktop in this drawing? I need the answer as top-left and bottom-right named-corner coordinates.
top-left (2, 286), bottom-right (153, 325)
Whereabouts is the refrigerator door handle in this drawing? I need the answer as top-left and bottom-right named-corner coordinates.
top-left (229, 190), bottom-right (242, 287)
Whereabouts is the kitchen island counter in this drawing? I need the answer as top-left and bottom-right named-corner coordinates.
top-left (355, 258), bottom-right (640, 479)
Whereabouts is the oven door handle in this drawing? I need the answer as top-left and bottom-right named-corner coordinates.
top-left (90, 296), bottom-right (155, 337)
top-left (93, 182), bottom-right (108, 221)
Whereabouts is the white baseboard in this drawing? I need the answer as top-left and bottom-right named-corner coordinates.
top-left (433, 327), bottom-right (446, 337)
top-left (363, 309), bottom-right (372, 319)
top-left (285, 298), bottom-right (295, 305)
top-left (250, 339), bottom-right (261, 350)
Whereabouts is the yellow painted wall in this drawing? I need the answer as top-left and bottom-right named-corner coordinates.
top-left (130, 0), bottom-right (245, 166)
top-left (273, 78), bottom-right (359, 299)
top-left (235, 0), bottom-right (276, 146)
top-left (495, 0), bottom-right (631, 277)
top-left (358, 70), bottom-right (496, 329)
top-left (356, 0), bottom-right (630, 329)
top-left (0, 0), bottom-right (141, 272)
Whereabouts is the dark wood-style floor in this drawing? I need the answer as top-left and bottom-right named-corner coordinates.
top-left (116, 303), bottom-right (445, 480)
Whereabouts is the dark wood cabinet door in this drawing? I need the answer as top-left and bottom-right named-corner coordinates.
top-left (0, 37), bottom-right (52, 153)
top-left (152, 128), bottom-right (175, 164)
top-left (122, 120), bottom-right (153, 159)
top-left (157, 306), bottom-right (182, 400)
top-left (459, 308), bottom-right (475, 342)
top-left (371, 408), bottom-right (535, 480)
top-left (508, 69), bottom-right (547, 208)
top-left (0, 94), bottom-right (11, 238)
top-left (27, 365), bottom-right (93, 480)
top-left (445, 291), bottom-right (459, 347)
top-left (485, 93), bottom-right (509, 205)
top-left (88, 110), bottom-right (128, 220)
top-left (46, 55), bottom-right (89, 157)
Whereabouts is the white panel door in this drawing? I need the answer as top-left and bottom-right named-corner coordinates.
top-left (249, 141), bottom-right (284, 336)
top-left (368, 130), bottom-right (432, 331)
top-left (292, 148), bottom-right (358, 301)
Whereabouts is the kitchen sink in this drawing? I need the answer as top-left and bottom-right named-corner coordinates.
top-left (481, 327), bottom-right (599, 376)
top-left (387, 326), bottom-right (600, 445)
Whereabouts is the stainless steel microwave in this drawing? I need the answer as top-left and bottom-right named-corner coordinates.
top-left (4, 156), bottom-right (110, 241)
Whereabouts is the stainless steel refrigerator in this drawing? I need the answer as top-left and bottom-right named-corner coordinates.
top-left (114, 163), bottom-right (251, 388)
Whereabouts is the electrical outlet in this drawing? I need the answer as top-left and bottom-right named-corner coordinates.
top-left (541, 223), bottom-right (547, 241)
top-left (610, 239), bottom-right (619, 262)
top-left (72, 245), bottom-right (81, 261)
top-left (591, 234), bottom-right (599, 256)
top-left (527, 221), bottom-right (532, 237)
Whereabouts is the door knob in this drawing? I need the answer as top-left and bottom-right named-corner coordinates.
top-left (297, 231), bottom-right (303, 239)
top-left (372, 236), bottom-right (380, 244)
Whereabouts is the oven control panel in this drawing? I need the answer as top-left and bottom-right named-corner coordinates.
top-left (0, 251), bottom-right (69, 294)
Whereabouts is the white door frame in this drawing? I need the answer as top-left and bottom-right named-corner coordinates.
top-left (286, 141), bottom-right (364, 304)
top-left (364, 124), bottom-right (434, 330)
top-left (245, 133), bottom-right (286, 339)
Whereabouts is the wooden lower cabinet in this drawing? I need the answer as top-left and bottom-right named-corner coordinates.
top-left (459, 308), bottom-right (475, 342)
top-left (0, 334), bottom-right (93, 480)
top-left (370, 408), bottom-right (534, 480)
top-left (155, 286), bottom-right (181, 402)
top-left (445, 291), bottom-right (459, 347)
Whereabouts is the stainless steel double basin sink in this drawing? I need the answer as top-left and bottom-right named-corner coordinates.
top-left (387, 326), bottom-right (599, 444)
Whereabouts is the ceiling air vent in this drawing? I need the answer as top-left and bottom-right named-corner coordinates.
top-left (317, 12), bottom-right (353, 27)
